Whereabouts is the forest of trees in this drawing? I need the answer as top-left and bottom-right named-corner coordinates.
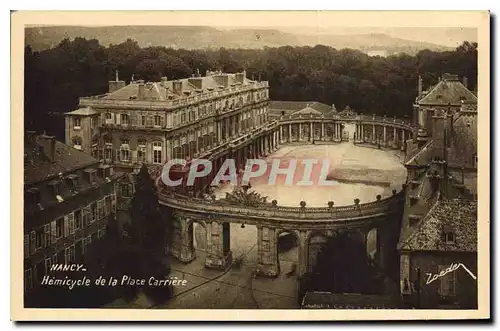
top-left (24, 38), bottom-right (478, 140)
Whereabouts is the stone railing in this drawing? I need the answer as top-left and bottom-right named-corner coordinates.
top-left (79, 81), bottom-right (269, 111)
top-left (158, 189), bottom-right (404, 222)
top-left (278, 113), bottom-right (414, 129)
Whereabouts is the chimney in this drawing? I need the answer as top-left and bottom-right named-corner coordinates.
top-left (109, 70), bottom-right (125, 93)
top-left (172, 81), bottom-right (183, 95)
top-left (188, 77), bottom-right (203, 89)
top-left (235, 71), bottom-right (246, 84)
top-left (39, 135), bottom-right (56, 162)
top-left (138, 82), bottom-right (145, 100)
top-left (418, 75), bottom-right (423, 98)
top-left (462, 76), bottom-right (468, 89)
top-left (432, 109), bottom-right (447, 159)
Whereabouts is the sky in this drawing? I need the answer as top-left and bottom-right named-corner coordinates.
top-left (220, 27), bottom-right (477, 47)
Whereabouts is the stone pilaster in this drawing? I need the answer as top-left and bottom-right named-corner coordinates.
top-left (255, 226), bottom-right (279, 277)
top-left (383, 126), bottom-right (387, 146)
top-left (297, 230), bottom-right (309, 277)
top-left (321, 123), bottom-right (325, 141)
top-left (205, 221), bottom-right (232, 269)
top-left (178, 218), bottom-right (196, 263)
top-left (288, 124), bottom-right (292, 142)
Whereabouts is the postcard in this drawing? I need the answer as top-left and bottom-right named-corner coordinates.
top-left (11, 10), bottom-right (490, 321)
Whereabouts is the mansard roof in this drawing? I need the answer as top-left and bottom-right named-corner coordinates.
top-left (417, 74), bottom-right (477, 106)
top-left (101, 72), bottom-right (257, 102)
top-left (398, 199), bottom-right (477, 252)
top-left (24, 134), bottom-right (98, 185)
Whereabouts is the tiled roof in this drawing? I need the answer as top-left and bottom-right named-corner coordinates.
top-left (448, 113), bottom-right (477, 168)
top-left (24, 135), bottom-right (98, 185)
top-left (102, 73), bottom-right (255, 101)
top-left (398, 199), bottom-right (477, 252)
top-left (268, 101), bottom-right (332, 115)
top-left (405, 140), bottom-right (434, 167)
top-left (418, 75), bottom-right (477, 106)
top-left (65, 107), bottom-right (99, 116)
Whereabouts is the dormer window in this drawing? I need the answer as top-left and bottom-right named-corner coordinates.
top-left (442, 225), bottom-right (456, 244)
top-left (105, 112), bottom-right (113, 125)
top-left (84, 168), bottom-right (97, 184)
top-left (66, 174), bottom-right (79, 192)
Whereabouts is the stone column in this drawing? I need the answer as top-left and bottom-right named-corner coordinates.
top-left (393, 127), bottom-right (397, 148)
top-left (321, 123), bottom-right (325, 141)
top-left (310, 122), bottom-right (313, 141)
top-left (288, 124), bottom-right (292, 142)
top-left (255, 226), bottom-right (279, 277)
top-left (401, 130), bottom-right (406, 151)
top-left (297, 230), bottom-right (309, 277)
top-left (205, 221), bottom-right (232, 269)
top-left (372, 124), bottom-right (376, 144)
top-left (383, 126), bottom-right (387, 146)
top-left (217, 121), bottom-right (222, 143)
top-left (298, 123), bottom-right (302, 141)
top-left (361, 124), bottom-right (364, 142)
top-left (178, 218), bottom-right (196, 263)
top-left (280, 125), bottom-right (284, 143)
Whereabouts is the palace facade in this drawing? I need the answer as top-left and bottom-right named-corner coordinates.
top-left (64, 70), bottom-right (270, 175)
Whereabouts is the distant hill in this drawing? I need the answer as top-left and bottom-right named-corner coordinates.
top-left (25, 25), bottom-right (454, 55)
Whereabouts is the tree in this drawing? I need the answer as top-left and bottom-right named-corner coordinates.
top-left (128, 164), bottom-right (173, 304)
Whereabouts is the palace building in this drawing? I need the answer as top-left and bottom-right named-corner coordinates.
top-left (24, 132), bottom-right (122, 307)
top-left (398, 73), bottom-right (478, 309)
top-left (64, 70), bottom-right (270, 176)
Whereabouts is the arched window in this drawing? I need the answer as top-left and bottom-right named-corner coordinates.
top-left (137, 139), bottom-right (147, 163)
top-left (152, 141), bottom-right (162, 164)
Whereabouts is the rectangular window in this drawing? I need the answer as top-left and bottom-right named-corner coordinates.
top-left (67, 212), bottom-right (75, 235)
top-left (44, 258), bottom-right (52, 275)
top-left (83, 205), bottom-right (91, 226)
top-left (98, 199), bottom-right (104, 218)
top-left (141, 115), bottom-right (146, 126)
top-left (91, 203), bottom-right (97, 223)
top-left (121, 114), bottom-right (129, 125)
top-left (74, 210), bottom-right (82, 230)
top-left (44, 224), bottom-right (51, 247)
top-left (73, 117), bottom-right (81, 129)
top-left (104, 147), bottom-right (113, 162)
top-left (65, 247), bottom-right (71, 264)
top-left (82, 237), bottom-right (88, 255)
top-left (121, 184), bottom-right (131, 198)
top-left (154, 115), bottom-right (162, 127)
top-left (52, 253), bottom-right (58, 264)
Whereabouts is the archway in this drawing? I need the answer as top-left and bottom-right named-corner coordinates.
top-left (307, 232), bottom-right (329, 273)
top-left (185, 219), bottom-right (207, 261)
top-left (366, 228), bottom-right (378, 268)
top-left (276, 230), bottom-right (299, 277)
top-left (342, 122), bottom-right (356, 141)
